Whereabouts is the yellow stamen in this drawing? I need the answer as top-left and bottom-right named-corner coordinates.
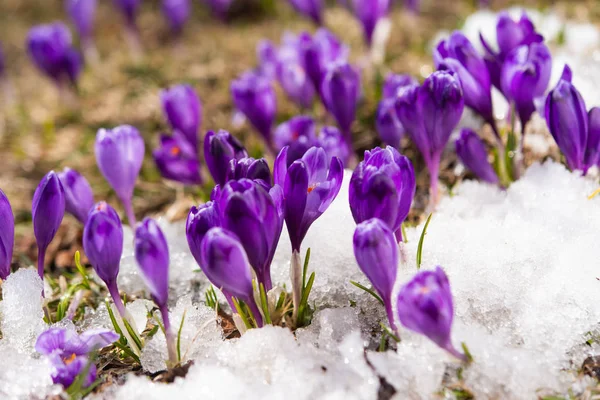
top-left (63, 353), bottom-right (77, 365)
top-left (170, 146), bottom-right (181, 156)
top-left (588, 188), bottom-right (600, 200)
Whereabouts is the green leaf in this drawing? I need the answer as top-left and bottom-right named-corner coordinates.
top-left (259, 282), bottom-right (272, 325)
top-left (349, 281), bottom-right (384, 305)
top-left (232, 298), bottom-right (253, 330)
top-left (177, 309), bottom-right (186, 362)
top-left (416, 213), bottom-right (433, 269)
top-left (461, 342), bottom-right (474, 363)
top-left (122, 318), bottom-right (144, 351)
top-left (401, 223), bottom-right (408, 244)
top-left (74, 251), bottom-right (90, 289)
top-left (297, 272), bottom-right (315, 326)
top-left (379, 322), bottom-right (400, 343)
top-left (113, 340), bottom-right (140, 363)
top-left (106, 301), bottom-right (124, 338)
top-left (275, 291), bottom-right (286, 311)
top-left (302, 248), bottom-right (311, 292)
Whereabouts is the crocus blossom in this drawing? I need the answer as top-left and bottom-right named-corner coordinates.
top-left (0, 189), bottom-right (14, 280)
top-left (302, 29), bottom-right (349, 94)
top-left (65, 0), bottom-right (97, 47)
top-left (276, 33), bottom-right (315, 109)
top-left (455, 129), bottom-right (499, 184)
top-left (153, 132), bottom-right (202, 185)
top-left (274, 116), bottom-right (319, 166)
top-left (58, 168), bottom-right (95, 224)
top-left (204, 130), bottom-right (248, 186)
top-left (350, 0), bottom-right (390, 46)
top-left (226, 157), bottom-right (272, 190)
top-left (321, 62), bottom-right (360, 147)
top-left (162, 0), bottom-right (190, 34)
top-left (160, 84), bottom-right (202, 150)
top-left (288, 0), bottom-right (323, 25)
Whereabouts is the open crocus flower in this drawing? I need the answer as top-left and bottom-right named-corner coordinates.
top-left (397, 266), bottom-right (466, 361)
top-left (36, 328), bottom-right (118, 389)
top-left (288, 0), bottom-right (323, 25)
top-left (153, 132), bottom-right (202, 185)
top-left (0, 189), bottom-right (14, 280)
top-left (455, 129), bottom-right (499, 185)
top-left (58, 167), bottom-right (95, 224)
top-left (349, 146), bottom-right (415, 242)
top-left (274, 116), bottom-right (319, 166)
top-left (160, 84), bottom-right (202, 150)
top-left (276, 33), bottom-right (315, 110)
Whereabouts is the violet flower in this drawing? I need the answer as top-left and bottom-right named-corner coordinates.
top-left (455, 129), bottom-right (499, 184)
top-left (36, 327), bottom-right (118, 388)
top-left (226, 157), bottom-right (272, 190)
top-left (376, 74), bottom-right (417, 149)
top-left (205, 0), bottom-right (233, 20)
top-left (199, 227), bottom-right (263, 326)
top-left (83, 202), bottom-right (126, 319)
top-left (274, 116), bottom-right (319, 166)
top-left (349, 146), bottom-right (415, 242)
top-left (161, 84), bottom-right (202, 150)
top-left (397, 266), bottom-right (466, 360)
top-left (33, 171), bottom-right (66, 281)
top-left (288, 0), bottom-right (323, 24)
top-left (27, 23), bottom-right (82, 88)
top-left (186, 201), bottom-right (220, 264)
top-left (276, 33), bottom-right (315, 109)
top-left (545, 65), bottom-right (600, 174)
top-left (231, 71), bottom-right (277, 154)
top-left (212, 179), bottom-right (283, 291)
top-left (0, 42), bottom-right (5, 80)
top-left (153, 132), bottom-right (202, 185)
top-left (162, 0), bottom-right (190, 35)
top-left (65, 0), bottom-right (97, 53)
top-left (204, 130), bottom-right (248, 186)
top-left (58, 167), bottom-right (95, 224)
top-left (350, 0), bottom-right (391, 46)
top-left (0, 189), bottom-right (14, 280)
top-left (95, 125), bottom-right (145, 229)
top-left (114, 0), bottom-right (140, 29)
top-left (353, 218), bottom-right (398, 330)
top-left (302, 28), bottom-right (349, 95)
top-left (501, 42), bottom-right (552, 129)
top-left (134, 218), bottom-right (177, 364)
top-left (321, 62), bottom-right (360, 147)
top-left (318, 126), bottom-right (351, 167)
top-left (257, 40), bottom-right (278, 81)
top-left (395, 70), bottom-right (464, 206)
top-left (382, 73), bottom-right (418, 99)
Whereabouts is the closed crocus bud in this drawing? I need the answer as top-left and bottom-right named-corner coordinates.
top-left (376, 98), bottom-right (403, 149)
top-left (226, 157), bottom-right (272, 190)
top-left (153, 132), bottom-right (202, 185)
top-left (0, 189), bottom-right (14, 280)
top-left (257, 40), bottom-right (278, 81)
top-left (58, 167), bottom-right (95, 224)
top-left (455, 129), bottom-right (499, 184)
top-left (66, 0), bottom-right (97, 42)
top-left (349, 146), bottom-right (415, 242)
top-left (587, 108), bottom-right (600, 168)
top-left (353, 218), bottom-right (398, 329)
top-left (162, 0), bottom-right (190, 34)
top-left (396, 71), bottom-right (464, 205)
top-left (231, 71), bottom-right (277, 153)
top-left (274, 116), bottom-right (319, 166)
top-left (288, 0), bottom-right (323, 24)
top-left (318, 126), bottom-right (350, 167)
top-left (501, 42), bottom-right (552, 128)
top-left (186, 201), bottom-right (220, 265)
top-left (276, 33), bottom-right (315, 110)
top-left (397, 266), bottom-right (466, 360)
top-left (27, 23), bottom-right (82, 87)
top-left (33, 171), bottom-right (66, 280)
top-left (95, 125), bottom-right (145, 228)
top-left (199, 227), bottom-right (263, 326)
top-left (303, 28), bottom-right (349, 93)
top-left (213, 179), bottom-right (283, 290)
top-left (161, 84), bottom-right (202, 150)
top-left (350, 0), bottom-right (390, 46)
top-left (134, 218), bottom-right (169, 307)
top-left (204, 130), bottom-right (248, 186)
top-left (321, 62), bottom-right (360, 138)
top-left (83, 202), bottom-right (126, 316)
top-left (382, 73), bottom-right (417, 99)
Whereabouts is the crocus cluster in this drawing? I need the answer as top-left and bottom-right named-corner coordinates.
top-left (545, 65), bottom-right (600, 175)
top-left (36, 328), bottom-right (118, 388)
top-left (376, 74), bottom-right (418, 149)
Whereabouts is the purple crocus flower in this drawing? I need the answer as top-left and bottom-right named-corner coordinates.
top-left (199, 227), bottom-right (263, 326)
top-left (226, 157), bottom-right (272, 190)
top-left (134, 218), bottom-right (177, 364)
top-left (321, 62), bottom-right (360, 145)
top-left (113, 0), bottom-right (140, 28)
top-left (349, 146), bottom-right (415, 242)
top-left (318, 126), bottom-right (351, 167)
top-left (58, 167), bottom-right (95, 224)
top-left (276, 33), bottom-right (315, 110)
top-left (186, 201), bottom-right (220, 264)
top-left (545, 66), bottom-right (600, 174)
top-left (153, 132), bottom-right (202, 185)
top-left (435, 32), bottom-right (498, 138)
top-left (205, 0), bottom-right (233, 20)
top-left (397, 266), bottom-right (466, 360)
top-left (382, 73), bottom-right (418, 99)
top-left (83, 202), bottom-right (126, 318)
top-left (501, 42), bottom-right (552, 129)
top-left (350, 0), bottom-right (390, 46)
top-left (161, 84), bottom-right (202, 150)
top-left (288, 0), bottom-right (323, 24)
top-left (95, 125), bottom-right (145, 229)
top-left (395, 71), bottom-right (464, 206)
top-left (33, 171), bottom-right (66, 281)
top-left (0, 42), bottom-right (5, 79)
top-left (0, 189), bottom-right (14, 280)
top-left (274, 116), bottom-right (319, 166)
top-left (257, 40), bottom-right (278, 81)
top-left (212, 179), bottom-right (283, 291)
top-left (455, 129), bottom-right (499, 184)
top-left (353, 218), bottom-right (398, 330)
top-left (65, 0), bottom-right (97, 44)
top-left (204, 130), bottom-right (248, 186)
top-left (302, 28), bottom-right (349, 94)
top-left (231, 71), bottom-right (277, 153)
top-left (26, 23), bottom-right (82, 87)
top-left (162, 0), bottom-right (190, 34)
top-left (376, 98), bottom-right (404, 150)
top-left (35, 327), bottom-right (118, 388)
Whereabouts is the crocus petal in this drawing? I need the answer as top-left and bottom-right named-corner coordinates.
top-left (134, 218), bottom-right (170, 307)
top-left (58, 168), bottom-right (94, 224)
top-left (455, 129), bottom-right (499, 184)
top-left (0, 189), bottom-right (14, 280)
top-left (32, 171), bottom-right (66, 251)
top-left (186, 201), bottom-right (221, 266)
top-left (161, 84), bottom-right (201, 149)
top-left (83, 202), bottom-right (123, 284)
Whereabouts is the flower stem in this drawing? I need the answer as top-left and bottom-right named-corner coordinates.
top-left (121, 196), bottom-right (136, 231)
top-left (246, 298), bottom-right (264, 328)
top-left (106, 279), bottom-right (127, 319)
top-left (427, 153), bottom-right (441, 212)
top-left (37, 246), bottom-right (46, 283)
top-left (159, 304), bottom-right (178, 366)
top-left (290, 250), bottom-right (302, 322)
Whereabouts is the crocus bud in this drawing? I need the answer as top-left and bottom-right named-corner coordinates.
top-left (318, 126), bottom-right (351, 167)
top-left (26, 23), bottom-right (82, 87)
top-left (231, 72), bottom-right (277, 152)
top-left (0, 189), bottom-right (14, 280)
top-left (162, 0), bottom-right (190, 34)
top-left (186, 201), bottom-right (220, 265)
top-left (58, 167), bottom-right (95, 224)
top-left (350, 0), bottom-right (390, 46)
top-left (199, 227), bottom-right (262, 325)
top-left (321, 62), bottom-right (360, 137)
top-left (134, 218), bottom-right (169, 307)
top-left (33, 171), bottom-right (66, 280)
top-left (288, 0), bottom-right (323, 24)
top-left (303, 28), bottom-right (349, 94)
top-left (353, 218), bottom-right (398, 329)
top-left (396, 71), bottom-right (464, 205)
top-left (257, 40), bottom-right (278, 81)
top-left (95, 125), bottom-right (145, 228)
top-left (349, 146), bottom-right (415, 242)
top-left (455, 129), bottom-right (499, 184)
top-left (501, 42), bottom-right (552, 128)
top-left (397, 266), bottom-right (466, 360)
top-left (226, 157), bottom-right (272, 190)
top-left (276, 33), bottom-right (315, 109)
top-left (153, 132), bottom-right (202, 185)
top-left (213, 179), bottom-right (283, 290)
top-left (66, 0), bottom-right (97, 42)
top-left (204, 130), bottom-right (248, 186)
top-left (113, 0), bottom-right (140, 27)
top-left (161, 84), bottom-right (202, 150)
top-left (382, 73), bottom-right (418, 99)
top-left (376, 98), bottom-right (403, 149)
top-left (274, 116), bottom-right (319, 166)
top-left (586, 108), bottom-right (600, 168)
top-left (275, 146), bottom-right (344, 252)
top-left (205, 0), bottom-right (233, 20)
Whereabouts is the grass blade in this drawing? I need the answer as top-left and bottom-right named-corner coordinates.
top-left (177, 309), bottom-right (187, 362)
top-left (350, 281), bottom-right (384, 305)
top-left (416, 213), bottom-right (433, 270)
